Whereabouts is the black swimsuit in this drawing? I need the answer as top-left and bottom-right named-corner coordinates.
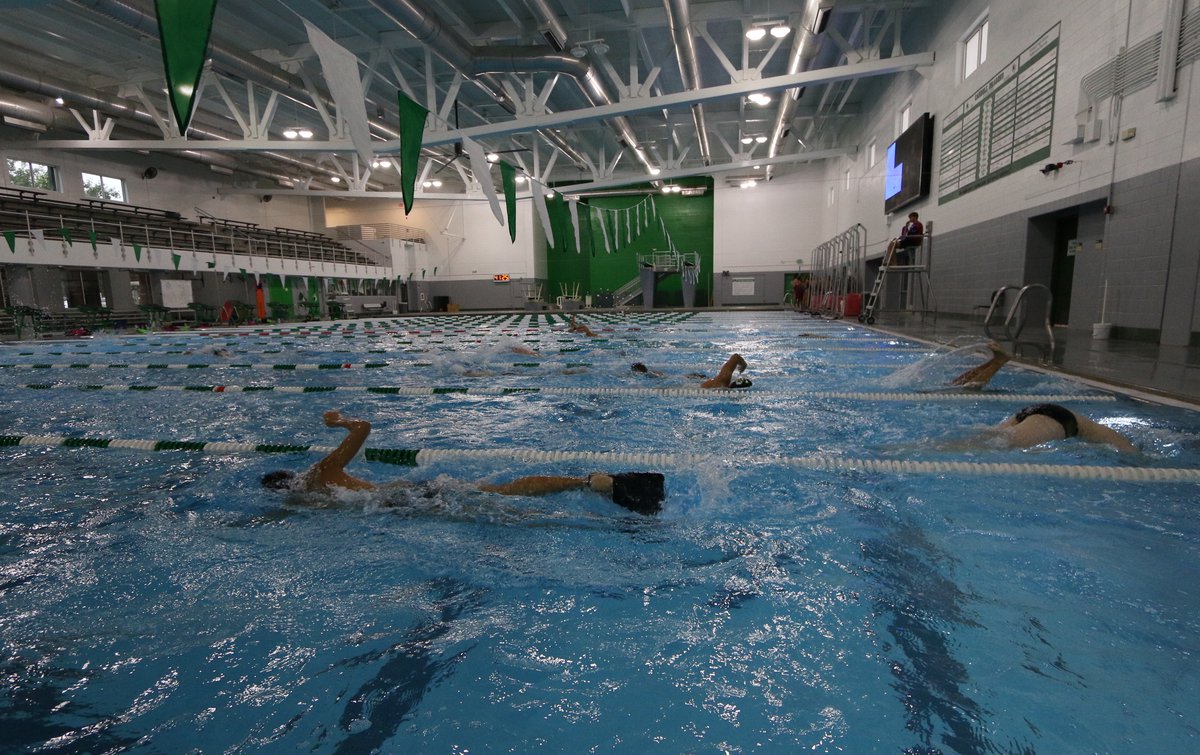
top-left (1014, 404), bottom-right (1079, 438)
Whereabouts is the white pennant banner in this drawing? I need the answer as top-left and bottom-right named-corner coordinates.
top-left (304, 20), bottom-right (373, 168)
top-left (461, 136), bottom-right (504, 226)
top-left (568, 198), bottom-right (582, 254)
top-left (532, 180), bottom-right (556, 247)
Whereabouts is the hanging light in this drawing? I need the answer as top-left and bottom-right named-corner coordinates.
top-left (755, 135), bottom-right (768, 143)
top-left (422, 180), bottom-right (432, 188)
top-left (745, 26), bottom-right (767, 41)
top-left (515, 175), bottom-right (526, 184)
top-left (740, 179), bottom-right (757, 189)
top-left (486, 152), bottom-right (500, 163)
top-left (297, 128), bottom-right (314, 139)
top-left (740, 136), bottom-right (754, 145)
top-left (330, 176), bottom-right (341, 183)
top-left (282, 128), bottom-right (299, 139)
top-left (649, 167), bottom-right (661, 175)
top-left (748, 93), bottom-right (772, 106)
top-left (770, 23), bottom-right (791, 38)
top-left (661, 185), bottom-right (672, 194)
top-left (431, 179), bottom-right (443, 188)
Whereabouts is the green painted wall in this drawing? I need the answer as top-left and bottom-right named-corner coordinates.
top-left (545, 178), bottom-right (713, 306)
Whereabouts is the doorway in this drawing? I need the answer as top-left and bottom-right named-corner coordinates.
top-left (1048, 216), bottom-right (1077, 325)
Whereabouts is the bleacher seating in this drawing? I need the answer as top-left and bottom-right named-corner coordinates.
top-left (0, 186), bottom-right (376, 267)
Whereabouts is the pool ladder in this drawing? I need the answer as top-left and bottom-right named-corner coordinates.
top-left (983, 284), bottom-right (1055, 360)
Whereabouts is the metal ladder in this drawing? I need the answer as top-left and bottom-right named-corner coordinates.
top-left (983, 283), bottom-right (1055, 360)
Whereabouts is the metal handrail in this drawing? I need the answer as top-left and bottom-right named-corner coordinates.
top-left (984, 283), bottom-right (1055, 357)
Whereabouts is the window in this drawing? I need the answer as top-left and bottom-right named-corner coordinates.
top-left (62, 270), bottom-right (108, 309)
top-left (899, 104), bottom-right (912, 135)
top-left (82, 172), bottom-right (127, 202)
top-left (867, 139), bottom-right (877, 167)
top-left (845, 169), bottom-right (852, 191)
top-left (129, 272), bottom-right (152, 306)
top-left (6, 158), bottom-right (59, 191)
top-left (828, 185), bottom-right (836, 206)
top-left (963, 17), bottom-right (989, 79)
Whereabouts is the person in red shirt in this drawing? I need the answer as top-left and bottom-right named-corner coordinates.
top-left (885, 211), bottom-right (924, 265)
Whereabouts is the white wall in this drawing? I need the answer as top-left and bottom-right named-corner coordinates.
top-left (713, 166), bottom-right (831, 270)
top-left (323, 194), bottom-right (537, 282)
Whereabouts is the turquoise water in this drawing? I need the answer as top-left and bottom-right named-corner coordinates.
top-left (1, 312), bottom-right (1198, 753)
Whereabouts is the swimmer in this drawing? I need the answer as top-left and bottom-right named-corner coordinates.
top-left (700, 353), bottom-right (750, 389)
top-left (567, 315), bottom-right (600, 338)
top-left (631, 353), bottom-right (750, 388)
top-left (950, 341), bottom-right (1010, 390)
top-left (261, 411), bottom-right (665, 514)
top-left (991, 403), bottom-right (1137, 453)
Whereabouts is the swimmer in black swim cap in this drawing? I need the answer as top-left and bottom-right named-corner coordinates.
top-left (261, 410), bottom-right (668, 514)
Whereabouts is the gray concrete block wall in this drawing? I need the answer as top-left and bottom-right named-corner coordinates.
top-left (925, 160), bottom-right (1200, 342)
top-left (1164, 159), bottom-right (1200, 345)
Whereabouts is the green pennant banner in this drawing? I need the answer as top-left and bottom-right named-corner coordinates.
top-left (155, 0), bottom-right (218, 134)
top-left (171, 253), bottom-right (182, 270)
top-left (396, 92), bottom-right (429, 216)
top-left (133, 242), bottom-right (142, 262)
top-left (88, 230), bottom-right (98, 251)
top-left (3, 231), bottom-right (15, 253)
top-left (499, 161), bottom-right (518, 244)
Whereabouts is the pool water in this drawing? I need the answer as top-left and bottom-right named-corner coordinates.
top-left (1, 312), bottom-right (1198, 753)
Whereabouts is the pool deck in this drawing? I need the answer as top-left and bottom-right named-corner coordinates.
top-left (865, 311), bottom-right (1200, 408)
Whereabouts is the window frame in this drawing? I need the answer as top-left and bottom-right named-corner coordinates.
top-left (81, 171), bottom-right (128, 202)
top-left (6, 158), bottom-right (60, 191)
top-left (962, 13), bottom-right (989, 81)
top-left (867, 139), bottom-right (877, 168)
top-left (898, 103), bottom-right (912, 137)
top-left (61, 269), bottom-right (109, 310)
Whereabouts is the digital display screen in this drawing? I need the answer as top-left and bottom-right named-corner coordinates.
top-left (883, 113), bottom-right (934, 214)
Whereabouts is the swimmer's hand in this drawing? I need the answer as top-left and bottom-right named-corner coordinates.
top-left (323, 410), bottom-right (343, 426)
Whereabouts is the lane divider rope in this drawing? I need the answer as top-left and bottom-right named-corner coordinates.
top-left (3, 432), bottom-right (1195, 482)
top-left (3, 382), bottom-right (1118, 402)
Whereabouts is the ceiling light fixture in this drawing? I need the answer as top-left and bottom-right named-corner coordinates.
top-left (748, 93), bottom-right (772, 106)
top-left (297, 128), bottom-right (314, 139)
top-left (422, 180), bottom-right (432, 188)
top-left (282, 128), bottom-right (299, 139)
top-left (330, 176), bottom-right (341, 183)
top-left (770, 24), bottom-right (791, 38)
top-left (649, 167), bottom-right (661, 175)
top-left (432, 179), bottom-right (443, 188)
top-left (740, 136), bottom-right (754, 145)
top-left (53, 96), bottom-right (65, 106)
top-left (486, 152), bottom-right (500, 163)
top-left (570, 44), bottom-right (588, 58)
top-left (740, 179), bottom-right (757, 189)
top-left (745, 26), bottom-right (767, 41)
top-left (755, 135), bottom-right (768, 143)
top-left (515, 175), bottom-right (526, 184)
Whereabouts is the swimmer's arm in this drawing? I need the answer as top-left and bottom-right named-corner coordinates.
top-left (478, 475), bottom-right (589, 497)
top-left (312, 411), bottom-right (372, 480)
top-left (1076, 417), bottom-right (1138, 454)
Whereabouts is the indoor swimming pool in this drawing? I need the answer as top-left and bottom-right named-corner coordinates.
top-left (2, 311), bottom-right (1198, 753)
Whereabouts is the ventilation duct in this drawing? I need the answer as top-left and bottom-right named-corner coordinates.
top-left (766, 0), bottom-right (827, 179)
top-left (663, 0), bottom-right (712, 166)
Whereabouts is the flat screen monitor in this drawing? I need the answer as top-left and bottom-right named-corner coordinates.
top-left (884, 112), bottom-right (934, 215)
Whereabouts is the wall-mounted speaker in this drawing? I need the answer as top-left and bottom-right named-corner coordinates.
top-left (142, 167), bottom-right (158, 179)
top-left (260, 194), bottom-right (273, 203)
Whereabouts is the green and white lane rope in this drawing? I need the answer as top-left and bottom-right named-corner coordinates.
top-left (4, 382), bottom-right (1118, 402)
top-left (3, 432), bottom-right (1196, 482)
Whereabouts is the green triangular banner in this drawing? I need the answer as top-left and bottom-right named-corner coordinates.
top-left (57, 228), bottom-right (72, 245)
top-left (155, 0), bottom-right (218, 134)
top-left (396, 91), bottom-right (429, 215)
top-left (88, 230), bottom-right (98, 251)
top-left (171, 253), bottom-right (182, 270)
top-left (133, 242), bottom-right (142, 262)
top-left (3, 231), bottom-right (15, 253)
top-left (499, 161), bottom-right (517, 244)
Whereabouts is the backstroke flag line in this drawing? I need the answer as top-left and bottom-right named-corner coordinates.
top-left (304, 20), bottom-right (373, 168)
top-left (154, 0), bottom-right (217, 134)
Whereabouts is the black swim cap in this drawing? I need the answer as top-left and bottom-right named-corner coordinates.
top-left (631, 362), bottom-right (648, 373)
top-left (261, 470), bottom-right (297, 489)
top-left (610, 472), bottom-right (665, 515)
